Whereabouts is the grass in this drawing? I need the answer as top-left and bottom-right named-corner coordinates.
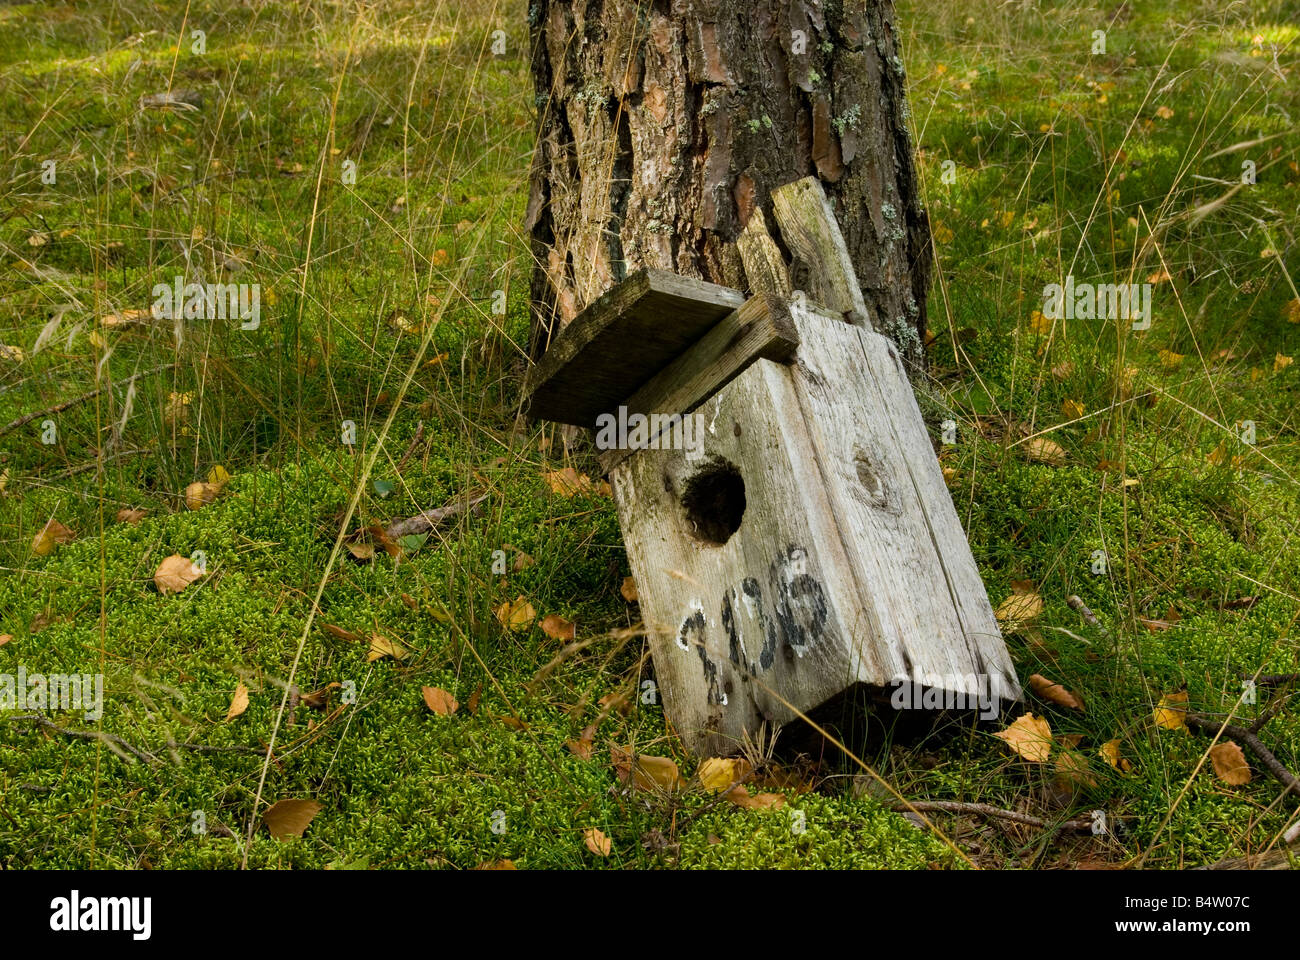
top-left (0, 0), bottom-right (1297, 869)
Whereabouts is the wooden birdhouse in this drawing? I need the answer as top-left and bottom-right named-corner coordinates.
top-left (526, 177), bottom-right (1020, 755)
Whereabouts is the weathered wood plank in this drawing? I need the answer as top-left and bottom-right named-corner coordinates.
top-left (736, 208), bottom-right (792, 298)
top-left (596, 294), bottom-right (799, 474)
top-left (786, 304), bottom-right (1020, 703)
top-left (608, 359), bottom-right (865, 755)
top-left (524, 269), bottom-right (745, 427)
top-left (770, 177), bottom-right (872, 329)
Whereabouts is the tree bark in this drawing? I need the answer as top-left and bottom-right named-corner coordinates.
top-left (526, 0), bottom-right (931, 367)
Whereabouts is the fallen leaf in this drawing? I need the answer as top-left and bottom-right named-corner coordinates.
top-left (566, 723), bottom-right (597, 759)
top-left (465, 685), bottom-right (482, 715)
top-left (225, 682), bottom-right (249, 720)
top-left (32, 519), bottom-right (75, 556)
top-left (1025, 437), bottom-right (1066, 466)
top-left (1098, 739), bottom-right (1133, 773)
top-left (543, 467), bottom-right (597, 497)
top-left (1029, 673), bottom-right (1085, 711)
top-left (1154, 105), bottom-right (1174, 119)
top-left (263, 798), bottom-right (323, 840)
top-left (1284, 298), bottom-right (1300, 325)
top-left (322, 623), bottom-right (363, 643)
top-left (1052, 361), bottom-right (1076, 381)
top-left (1154, 691), bottom-right (1189, 730)
top-left (300, 682), bottom-right (340, 710)
top-left (698, 757), bottom-right (753, 794)
top-left (495, 596), bottom-right (536, 632)
top-left (367, 634), bottom-right (408, 662)
top-left (0, 344), bottom-right (27, 363)
top-left (1062, 399), bottom-right (1086, 419)
top-left (1209, 742), bottom-right (1251, 785)
top-left (582, 827), bottom-right (612, 857)
top-left (154, 554), bottom-right (202, 594)
top-left (540, 614), bottom-right (576, 641)
top-left (1158, 349), bottom-right (1184, 370)
top-left (611, 746), bottom-right (680, 792)
top-left (474, 859), bottom-right (516, 870)
top-left (726, 786), bottom-right (786, 810)
top-left (184, 481), bottom-right (221, 511)
top-left (346, 542), bottom-right (376, 561)
top-left (116, 508), bottom-right (148, 524)
top-left (620, 576), bottom-right (638, 603)
top-left (422, 686), bottom-right (458, 715)
top-left (0, 635), bottom-right (12, 647)
top-left (994, 713), bottom-right (1053, 763)
top-left (1275, 353), bottom-right (1294, 374)
top-left (995, 590), bottom-right (1043, 631)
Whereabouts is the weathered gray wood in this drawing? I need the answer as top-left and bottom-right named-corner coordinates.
top-left (771, 177), bottom-right (872, 330)
top-left (736, 208), bottom-right (791, 299)
top-left (597, 293), bottom-right (799, 474)
top-left (609, 358), bottom-right (863, 754)
top-left (524, 269), bottom-right (745, 427)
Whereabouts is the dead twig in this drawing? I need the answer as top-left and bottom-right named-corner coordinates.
top-left (0, 362), bottom-right (175, 440)
top-left (385, 490), bottom-right (488, 539)
top-left (395, 420), bottom-right (426, 473)
top-left (6, 713), bottom-right (157, 764)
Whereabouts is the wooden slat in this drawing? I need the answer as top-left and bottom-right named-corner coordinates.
top-left (524, 269), bottom-right (745, 427)
top-left (771, 177), bottom-right (872, 329)
top-left (596, 294), bottom-right (799, 474)
top-left (736, 207), bottom-right (791, 298)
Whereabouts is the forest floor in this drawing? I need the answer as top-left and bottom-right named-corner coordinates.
top-left (0, 0), bottom-right (1298, 869)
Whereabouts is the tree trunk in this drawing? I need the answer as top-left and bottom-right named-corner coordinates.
top-left (526, 0), bottom-right (931, 367)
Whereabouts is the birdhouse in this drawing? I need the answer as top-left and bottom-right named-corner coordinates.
top-left (526, 178), bottom-right (1020, 755)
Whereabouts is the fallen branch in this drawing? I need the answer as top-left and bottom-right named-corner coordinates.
top-left (385, 490), bottom-right (488, 539)
top-left (395, 420), bottom-right (426, 474)
top-left (889, 800), bottom-right (1097, 834)
top-left (6, 713), bottom-right (157, 764)
top-left (1185, 713), bottom-right (1300, 800)
top-left (1066, 595), bottom-right (1111, 638)
top-left (0, 362), bottom-right (175, 440)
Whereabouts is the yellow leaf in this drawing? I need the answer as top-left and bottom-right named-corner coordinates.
top-left (1209, 742), bottom-right (1251, 785)
top-left (1154, 691), bottom-right (1188, 730)
top-left (1284, 298), bottom-right (1300, 324)
top-left (207, 464), bottom-right (231, 489)
top-left (32, 518), bottom-right (75, 556)
top-left (225, 682), bottom-right (249, 720)
top-left (367, 633), bottom-right (408, 662)
top-left (0, 343), bottom-right (26, 363)
top-left (994, 713), bottom-right (1053, 762)
top-left (421, 686), bottom-right (458, 715)
top-left (698, 757), bottom-right (752, 794)
top-left (495, 596), bottom-right (537, 632)
top-left (582, 827), bottom-right (612, 857)
top-left (185, 481), bottom-right (220, 511)
top-left (539, 614), bottom-right (576, 641)
top-left (543, 467), bottom-right (596, 497)
top-left (1155, 105), bottom-right (1174, 119)
top-left (1062, 399), bottom-right (1085, 419)
top-left (474, 859), bottom-right (516, 870)
top-left (1158, 349), bottom-right (1184, 370)
top-left (1099, 738), bottom-right (1133, 772)
top-left (995, 591), bottom-right (1043, 630)
top-left (1029, 310), bottom-right (1051, 335)
top-left (1025, 437), bottom-right (1066, 466)
top-left (611, 746), bottom-right (680, 792)
top-left (263, 798), bottom-right (323, 840)
top-left (1274, 353), bottom-right (1293, 373)
top-left (432, 248), bottom-right (450, 267)
top-left (154, 554), bottom-right (202, 594)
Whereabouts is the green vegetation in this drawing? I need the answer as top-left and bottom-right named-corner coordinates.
top-left (0, 0), bottom-right (1297, 869)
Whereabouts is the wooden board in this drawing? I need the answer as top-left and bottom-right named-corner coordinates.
top-left (609, 309), bottom-right (1019, 755)
top-left (524, 269), bottom-right (745, 427)
top-left (597, 293), bottom-right (799, 474)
